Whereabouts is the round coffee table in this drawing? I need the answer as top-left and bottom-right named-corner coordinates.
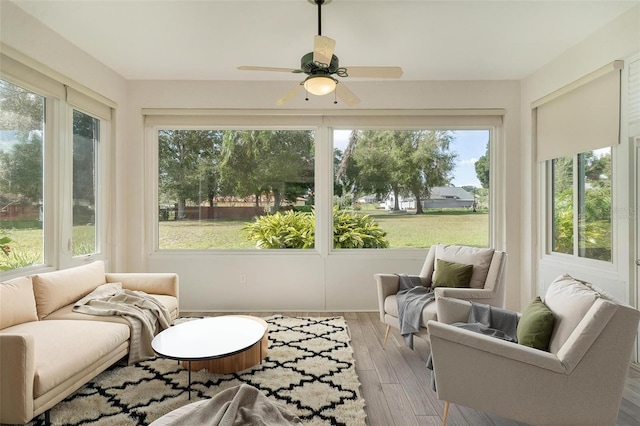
top-left (152, 315), bottom-right (268, 398)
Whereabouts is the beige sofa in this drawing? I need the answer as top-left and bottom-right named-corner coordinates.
top-left (0, 261), bottom-right (179, 425)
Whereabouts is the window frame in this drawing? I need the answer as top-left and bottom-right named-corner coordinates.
top-left (543, 148), bottom-right (617, 268)
top-left (144, 112), bottom-right (503, 257)
top-left (0, 56), bottom-right (113, 277)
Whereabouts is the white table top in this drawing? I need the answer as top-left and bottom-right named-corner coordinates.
top-left (152, 316), bottom-right (267, 361)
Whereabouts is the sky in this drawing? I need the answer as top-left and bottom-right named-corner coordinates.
top-left (333, 129), bottom-right (489, 188)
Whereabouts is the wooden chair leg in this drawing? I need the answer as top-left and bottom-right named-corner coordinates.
top-left (442, 401), bottom-right (450, 426)
top-left (383, 325), bottom-right (391, 348)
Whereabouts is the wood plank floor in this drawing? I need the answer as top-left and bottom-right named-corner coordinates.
top-left (185, 311), bottom-right (640, 426)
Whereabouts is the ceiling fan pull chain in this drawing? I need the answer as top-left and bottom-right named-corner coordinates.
top-left (305, 89), bottom-right (310, 102)
top-left (334, 90), bottom-right (338, 104)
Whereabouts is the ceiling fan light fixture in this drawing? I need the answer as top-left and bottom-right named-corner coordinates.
top-left (303, 75), bottom-right (337, 96)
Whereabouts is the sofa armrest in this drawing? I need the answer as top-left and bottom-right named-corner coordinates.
top-left (106, 273), bottom-right (179, 299)
top-left (374, 273), bottom-right (400, 322)
top-left (0, 333), bottom-right (35, 425)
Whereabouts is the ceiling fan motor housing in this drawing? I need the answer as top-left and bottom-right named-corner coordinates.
top-left (301, 52), bottom-right (341, 75)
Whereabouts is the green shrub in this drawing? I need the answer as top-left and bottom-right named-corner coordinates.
top-left (243, 207), bottom-right (389, 249)
top-left (0, 250), bottom-right (41, 271)
top-left (243, 210), bottom-right (314, 249)
top-left (333, 208), bottom-right (389, 249)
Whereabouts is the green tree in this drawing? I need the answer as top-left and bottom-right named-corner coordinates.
top-left (0, 80), bottom-right (44, 207)
top-left (350, 130), bottom-right (456, 213)
top-left (72, 111), bottom-right (97, 211)
top-left (158, 130), bottom-right (222, 219)
top-left (475, 141), bottom-right (490, 189)
top-left (551, 152), bottom-right (612, 260)
top-left (0, 133), bottom-right (43, 203)
top-left (218, 130), bottom-right (314, 212)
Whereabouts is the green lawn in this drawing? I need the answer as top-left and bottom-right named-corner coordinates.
top-left (158, 209), bottom-right (488, 249)
top-left (2, 211), bottom-right (489, 263)
top-left (366, 210), bottom-right (488, 248)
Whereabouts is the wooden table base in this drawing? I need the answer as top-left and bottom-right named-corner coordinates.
top-left (182, 318), bottom-right (269, 374)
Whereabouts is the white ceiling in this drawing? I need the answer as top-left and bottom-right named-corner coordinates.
top-left (9, 0), bottom-right (639, 82)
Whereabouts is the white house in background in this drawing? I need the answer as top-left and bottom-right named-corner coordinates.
top-left (376, 187), bottom-right (475, 210)
top-left (423, 187), bottom-right (475, 209)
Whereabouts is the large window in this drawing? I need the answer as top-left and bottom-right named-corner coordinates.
top-left (0, 56), bottom-right (112, 273)
top-left (0, 80), bottom-right (45, 271)
top-left (550, 148), bottom-right (612, 262)
top-left (154, 125), bottom-right (491, 251)
top-left (72, 110), bottom-right (99, 256)
top-left (333, 129), bottom-right (490, 249)
top-left (157, 129), bottom-right (315, 250)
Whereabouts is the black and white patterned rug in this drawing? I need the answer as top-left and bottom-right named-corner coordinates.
top-left (29, 315), bottom-right (366, 426)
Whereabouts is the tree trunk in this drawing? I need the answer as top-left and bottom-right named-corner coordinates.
top-left (392, 187), bottom-right (401, 211)
top-left (414, 192), bottom-right (424, 214)
top-left (177, 199), bottom-right (186, 220)
top-left (272, 189), bottom-right (282, 213)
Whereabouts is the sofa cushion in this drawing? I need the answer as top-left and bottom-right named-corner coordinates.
top-left (2, 320), bottom-right (130, 397)
top-left (433, 244), bottom-right (495, 289)
top-left (543, 274), bottom-right (600, 354)
top-left (517, 296), bottom-right (555, 351)
top-left (432, 259), bottom-right (473, 288)
top-left (32, 261), bottom-right (106, 319)
top-left (0, 276), bottom-right (38, 329)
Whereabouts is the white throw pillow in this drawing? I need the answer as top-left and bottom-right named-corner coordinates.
top-left (433, 244), bottom-right (495, 289)
top-left (543, 274), bottom-right (600, 354)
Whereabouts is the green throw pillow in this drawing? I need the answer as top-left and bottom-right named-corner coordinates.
top-left (517, 296), bottom-right (555, 351)
top-left (432, 258), bottom-right (473, 288)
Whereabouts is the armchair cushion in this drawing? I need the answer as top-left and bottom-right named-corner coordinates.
top-left (433, 244), bottom-right (495, 289)
top-left (543, 274), bottom-right (599, 353)
top-left (432, 259), bottom-right (473, 288)
top-left (516, 296), bottom-right (554, 351)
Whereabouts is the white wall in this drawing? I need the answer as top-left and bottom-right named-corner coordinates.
top-left (2, 0), bottom-right (524, 312)
top-left (128, 79), bottom-right (522, 312)
top-left (520, 6), bottom-right (640, 305)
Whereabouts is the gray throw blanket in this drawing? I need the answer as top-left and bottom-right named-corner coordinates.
top-left (426, 302), bottom-right (519, 390)
top-left (396, 274), bottom-right (435, 349)
top-left (161, 384), bottom-right (303, 426)
top-left (73, 283), bottom-right (172, 364)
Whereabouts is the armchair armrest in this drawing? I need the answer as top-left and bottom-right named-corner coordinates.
top-left (434, 287), bottom-right (495, 300)
top-left (0, 333), bottom-right (35, 424)
top-left (427, 321), bottom-right (564, 373)
top-left (106, 273), bottom-right (179, 298)
top-left (435, 296), bottom-right (472, 324)
top-left (375, 273), bottom-right (400, 322)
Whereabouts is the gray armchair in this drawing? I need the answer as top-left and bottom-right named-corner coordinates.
top-left (428, 274), bottom-right (640, 426)
top-left (375, 244), bottom-right (507, 346)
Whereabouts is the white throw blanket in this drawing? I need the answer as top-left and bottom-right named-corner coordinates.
top-left (73, 283), bottom-right (172, 364)
top-left (162, 384), bottom-right (303, 426)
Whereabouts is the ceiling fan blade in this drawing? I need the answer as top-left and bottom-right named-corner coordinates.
top-left (276, 83), bottom-right (304, 106)
top-left (313, 35), bottom-right (336, 67)
top-left (238, 66), bottom-right (300, 73)
top-left (344, 66), bottom-right (403, 79)
top-left (335, 82), bottom-right (360, 107)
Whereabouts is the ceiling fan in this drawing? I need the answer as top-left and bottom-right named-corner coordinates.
top-left (237, 0), bottom-right (403, 106)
